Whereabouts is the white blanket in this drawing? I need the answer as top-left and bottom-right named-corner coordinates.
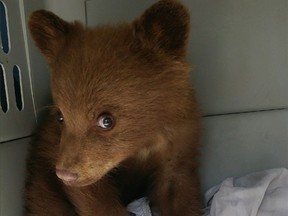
top-left (203, 168), bottom-right (288, 216)
top-left (127, 168), bottom-right (288, 216)
top-left (127, 197), bottom-right (154, 216)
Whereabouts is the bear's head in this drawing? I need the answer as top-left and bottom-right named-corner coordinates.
top-left (29, 0), bottom-right (197, 187)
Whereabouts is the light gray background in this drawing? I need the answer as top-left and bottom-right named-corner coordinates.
top-left (0, 0), bottom-right (287, 215)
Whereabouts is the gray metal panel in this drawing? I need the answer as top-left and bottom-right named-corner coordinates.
top-left (0, 138), bottom-right (29, 216)
top-left (0, 0), bottom-right (36, 142)
top-left (186, 0), bottom-right (288, 115)
top-left (200, 109), bottom-right (288, 193)
top-left (86, 0), bottom-right (157, 26)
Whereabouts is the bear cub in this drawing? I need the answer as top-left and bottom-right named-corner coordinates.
top-left (25, 0), bottom-right (202, 215)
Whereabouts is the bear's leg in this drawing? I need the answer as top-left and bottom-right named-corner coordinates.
top-left (65, 179), bottom-right (129, 216)
top-left (151, 161), bottom-right (202, 216)
top-left (25, 174), bottom-right (76, 216)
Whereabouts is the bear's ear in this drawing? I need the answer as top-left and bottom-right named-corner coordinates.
top-left (133, 0), bottom-right (190, 57)
top-left (28, 10), bottom-right (70, 64)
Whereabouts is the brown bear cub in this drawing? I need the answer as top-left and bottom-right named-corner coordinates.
top-left (25, 0), bottom-right (202, 215)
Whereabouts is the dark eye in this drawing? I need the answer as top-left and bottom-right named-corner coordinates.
top-left (56, 111), bottom-right (64, 123)
top-left (97, 114), bottom-right (114, 130)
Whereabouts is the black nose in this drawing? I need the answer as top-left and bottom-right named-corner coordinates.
top-left (56, 169), bottom-right (79, 182)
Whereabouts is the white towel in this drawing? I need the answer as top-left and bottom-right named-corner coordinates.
top-left (127, 197), bottom-right (153, 216)
top-left (126, 168), bottom-right (288, 216)
top-left (203, 168), bottom-right (288, 216)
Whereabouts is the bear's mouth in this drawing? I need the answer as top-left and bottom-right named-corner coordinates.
top-left (60, 176), bottom-right (100, 187)
top-left (55, 159), bottom-right (122, 187)
top-left (64, 179), bottom-right (92, 187)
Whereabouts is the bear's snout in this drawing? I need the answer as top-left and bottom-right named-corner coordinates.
top-left (56, 169), bottom-right (79, 184)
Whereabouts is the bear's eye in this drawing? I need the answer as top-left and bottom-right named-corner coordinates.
top-left (56, 111), bottom-right (64, 123)
top-left (97, 114), bottom-right (114, 130)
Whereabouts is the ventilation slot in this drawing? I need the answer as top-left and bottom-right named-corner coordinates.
top-left (0, 1), bottom-right (10, 54)
top-left (0, 64), bottom-right (8, 112)
top-left (13, 65), bottom-right (23, 111)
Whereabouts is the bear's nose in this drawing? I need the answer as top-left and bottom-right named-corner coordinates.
top-left (56, 169), bottom-right (79, 182)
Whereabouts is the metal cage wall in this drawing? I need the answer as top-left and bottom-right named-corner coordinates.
top-left (0, 0), bottom-right (36, 143)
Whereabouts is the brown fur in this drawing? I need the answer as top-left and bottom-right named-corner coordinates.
top-left (25, 1), bottom-right (202, 215)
